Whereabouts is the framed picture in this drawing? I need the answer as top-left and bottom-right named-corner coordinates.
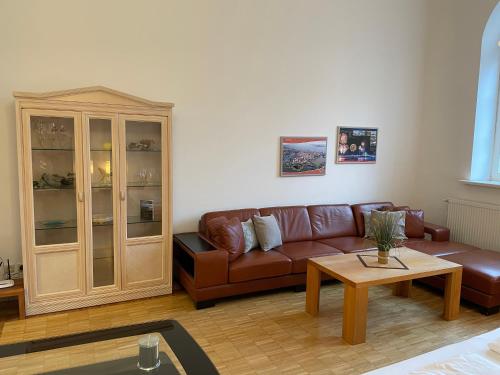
top-left (280, 136), bottom-right (327, 176)
top-left (336, 127), bottom-right (378, 164)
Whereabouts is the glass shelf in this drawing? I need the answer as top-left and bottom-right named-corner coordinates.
top-left (90, 184), bottom-right (162, 189)
top-left (32, 148), bottom-right (75, 151)
top-left (33, 186), bottom-right (75, 191)
top-left (33, 184), bottom-right (162, 190)
top-left (128, 216), bottom-right (162, 225)
top-left (93, 220), bottom-right (114, 227)
top-left (35, 219), bottom-right (77, 230)
top-left (92, 217), bottom-right (161, 227)
top-left (127, 183), bottom-right (162, 188)
top-left (91, 149), bottom-right (112, 152)
top-left (35, 217), bottom-right (161, 230)
top-left (126, 149), bottom-right (161, 152)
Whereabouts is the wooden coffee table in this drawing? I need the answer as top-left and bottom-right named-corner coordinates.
top-left (305, 248), bottom-right (463, 345)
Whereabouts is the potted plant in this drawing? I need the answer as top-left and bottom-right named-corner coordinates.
top-left (370, 213), bottom-right (401, 264)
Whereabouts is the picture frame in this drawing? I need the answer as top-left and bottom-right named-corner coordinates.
top-left (280, 136), bottom-right (327, 176)
top-left (336, 126), bottom-right (378, 164)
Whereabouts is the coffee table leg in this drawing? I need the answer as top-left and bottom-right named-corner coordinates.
top-left (393, 280), bottom-right (412, 297)
top-left (343, 285), bottom-right (368, 345)
top-left (17, 294), bottom-right (25, 320)
top-left (443, 269), bottom-right (462, 320)
top-left (306, 263), bottom-right (321, 315)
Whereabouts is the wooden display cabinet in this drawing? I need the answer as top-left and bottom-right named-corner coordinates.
top-left (14, 87), bottom-right (173, 315)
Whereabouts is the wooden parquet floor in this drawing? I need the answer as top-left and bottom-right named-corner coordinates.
top-left (0, 283), bottom-right (499, 374)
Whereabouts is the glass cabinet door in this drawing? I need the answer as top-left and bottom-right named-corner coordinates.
top-left (24, 110), bottom-right (85, 299)
top-left (123, 119), bottom-right (163, 239)
top-left (85, 115), bottom-right (119, 289)
top-left (30, 115), bottom-right (80, 246)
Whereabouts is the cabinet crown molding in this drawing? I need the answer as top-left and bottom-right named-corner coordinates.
top-left (13, 86), bottom-right (174, 109)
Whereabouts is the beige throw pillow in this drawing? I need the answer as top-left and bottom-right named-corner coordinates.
top-left (252, 215), bottom-right (283, 251)
top-left (369, 210), bottom-right (407, 240)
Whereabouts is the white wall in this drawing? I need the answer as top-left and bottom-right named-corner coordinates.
top-left (0, 0), bottom-right (429, 264)
top-left (414, 0), bottom-right (499, 225)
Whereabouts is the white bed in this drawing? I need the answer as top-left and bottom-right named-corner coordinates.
top-left (363, 328), bottom-right (500, 375)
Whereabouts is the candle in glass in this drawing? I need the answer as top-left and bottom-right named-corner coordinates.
top-left (137, 334), bottom-right (160, 371)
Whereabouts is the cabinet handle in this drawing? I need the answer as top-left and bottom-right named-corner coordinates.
top-left (78, 192), bottom-right (84, 202)
top-left (120, 191), bottom-right (126, 201)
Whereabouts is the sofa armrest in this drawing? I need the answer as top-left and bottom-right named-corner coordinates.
top-left (193, 249), bottom-right (228, 288)
top-left (173, 232), bottom-right (228, 288)
top-left (424, 222), bottom-right (450, 242)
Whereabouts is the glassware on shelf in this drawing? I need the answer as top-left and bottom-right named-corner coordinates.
top-left (40, 219), bottom-right (68, 228)
top-left (94, 161), bottom-right (112, 186)
top-left (56, 123), bottom-right (70, 149)
top-left (135, 168), bottom-right (159, 186)
top-left (33, 172), bottom-right (75, 189)
top-left (127, 139), bottom-right (157, 151)
top-left (33, 118), bottom-right (72, 149)
top-left (35, 120), bottom-right (47, 148)
top-left (48, 122), bottom-right (57, 147)
top-left (92, 214), bottom-right (113, 225)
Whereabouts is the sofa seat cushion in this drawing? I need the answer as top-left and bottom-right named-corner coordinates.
top-left (228, 250), bottom-right (292, 283)
top-left (403, 239), bottom-right (427, 246)
top-left (405, 240), bottom-right (478, 257)
top-left (318, 236), bottom-right (376, 253)
top-left (440, 249), bottom-right (500, 295)
top-left (275, 241), bottom-right (343, 273)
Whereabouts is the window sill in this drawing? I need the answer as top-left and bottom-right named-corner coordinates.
top-left (460, 179), bottom-right (500, 189)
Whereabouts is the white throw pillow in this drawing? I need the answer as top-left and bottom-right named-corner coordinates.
top-left (241, 218), bottom-right (259, 253)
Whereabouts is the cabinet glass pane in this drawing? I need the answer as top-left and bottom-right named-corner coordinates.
top-left (126, 120), bottom-right (162, 238)
top-left (31, 116), bottom-right (77, 245)
top-left (89, 118), bottom-right (114, 287)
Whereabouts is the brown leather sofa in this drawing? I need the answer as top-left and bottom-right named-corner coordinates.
top-left (173, 202), bottom-right (500, 314)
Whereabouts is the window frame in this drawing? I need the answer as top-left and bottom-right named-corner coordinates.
top-left (490, 79), bottom-right (500, 181)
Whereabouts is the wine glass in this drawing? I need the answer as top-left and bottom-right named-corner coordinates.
top-left (36, 121), bottom-right (47, 148)
top-left (57, 123), bottom-right (67, 148)
top-left (48, 122), bottom-right (57, 148)
top-left (146, 169), bottom-right (153, 185)
top-left (137, 169), bottom-right (146, 185)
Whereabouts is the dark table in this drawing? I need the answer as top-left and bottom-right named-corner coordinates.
top-left (0, 319), bottom-right (218, 375)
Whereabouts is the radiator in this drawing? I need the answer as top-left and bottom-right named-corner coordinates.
top-left (446, 198), bottom-right (500, 251)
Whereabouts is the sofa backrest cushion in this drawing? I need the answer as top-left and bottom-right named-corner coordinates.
top-left (259, 206), bottom-right (312, 243)
top-left (208, 217), bottom-right (245, 262)
top-left (351, 202), bottom-right (393, 237)
top-left (308, 204), bottom-right (357, 239)
top-left (381, 206), bottom-right (425, 238)
top-left (199, 208), bottom-right (260, 235)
